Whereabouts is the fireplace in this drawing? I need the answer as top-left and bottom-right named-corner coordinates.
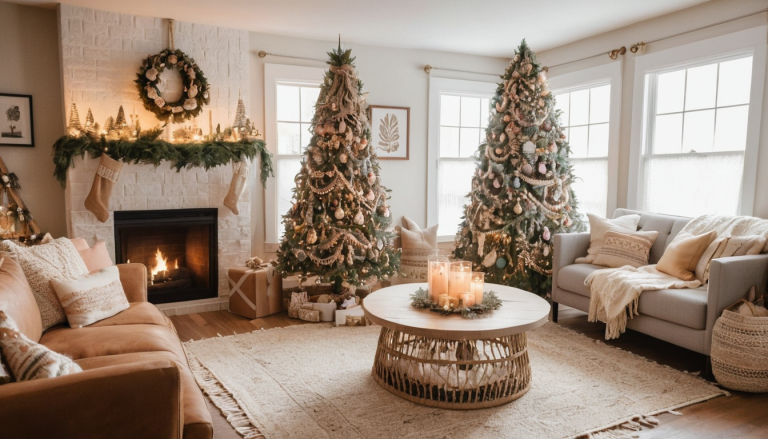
top-left (114, 208), bottom-right (218, 304)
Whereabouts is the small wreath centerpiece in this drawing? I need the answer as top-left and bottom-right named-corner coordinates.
top-left (136, 48), bottom-right (210, 124)
top-left (410, 288), bottom-right (503, 319)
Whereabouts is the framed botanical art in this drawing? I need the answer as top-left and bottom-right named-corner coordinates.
top-left (0, 93), bottom-right (34, 147)
top-left (369, 105), bottom-right (409, 160)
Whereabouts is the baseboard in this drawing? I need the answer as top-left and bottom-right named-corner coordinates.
top-left (156, 296), bottom-right (229, 316)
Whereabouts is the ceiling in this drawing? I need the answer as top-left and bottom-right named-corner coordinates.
top-left (14, 0), bottom-right (710, 57)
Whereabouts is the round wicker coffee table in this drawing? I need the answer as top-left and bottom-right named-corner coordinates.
top-left (363, 282), bottom-right (549, 410)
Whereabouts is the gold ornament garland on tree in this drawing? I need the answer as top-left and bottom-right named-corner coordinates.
top-left (135, 48), bottom-right (210, 124)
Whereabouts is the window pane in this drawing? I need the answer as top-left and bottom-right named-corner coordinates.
top-left (569, 89), bottom-right (589, 126)
top-left (589, 85), bottom-right (610, 124)
top-left (460, 97), bottom-right (481, 127)
top-left (555, 93), bottom-right (570, 127)
top-left (656, 70), bottom-right (685, 114)
top-left (459, 128), bottom-right (480, 157)
top-left (277, 122), bottom-right (301, 154)
top-left (300, 87), bottom-right (320, 123)
top-left (300, 123), bottom-right (313, 151)
top-left (568, 126), bottom-right (588, 158)
top-left (277, 158), bottom-right (302, 236)
top-left (440, 126), bottom-right (459, 157)
top-left (718, 57), bottom-right (753, 107)
top-left (682, 110), bottom-right (715, 152)
top-left (480, 98), bottom-right (490, 129)
top-left (642, 153), bottom-right (743, 217)
top-left (277, 85), bottom-right (300, 122)
top-left (571, 158), bottom-right (608, 217)
top-left (588, 123), bottom-right (609, 157)
top-left (653, 113), bottom-right (683, 154)
top-left (440, 95), bottom-right (460, 126)
top-left (438, 160), bottom-right (475, 237)
top-left (714, 105), bottom-right (749, 151)
top-left (685, 64), bottom-right (717, 111)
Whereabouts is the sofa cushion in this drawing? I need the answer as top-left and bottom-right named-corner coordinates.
top-left (613, 209), bottom-right (692, 263)
top-left (637, 287), bottom-right (708, 330)
top-left (40, 324), bottom-right (186, 363)
top-left (75, 351), bottom-right (213, 439)
top-left (557, 263), bottom-right (603, 297)
top-left (0, 255), bottom-right (43, 342)
top-left (78, 241), bottom-right (114, 274)
top-left (594, 230), bottom-right (659, 268)
top-left (576, 214), bottom-right (641, 264)
top-left (88, 302), bottom-right (172, 328)
top-left (51, 266), bottom-right (130, 328)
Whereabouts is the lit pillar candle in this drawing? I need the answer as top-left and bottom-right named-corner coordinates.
top-left (460, 292), bottom-right (475, 307)
top-left (448, 261), bottom-right (472, 298)
top-left (471, 272), bottom-right (485, 304)
top-left (428, 257), bottom-right (450, 303)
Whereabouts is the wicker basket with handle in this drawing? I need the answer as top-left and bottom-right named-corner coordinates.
top-left (711, 300), bottom-right (768, 392)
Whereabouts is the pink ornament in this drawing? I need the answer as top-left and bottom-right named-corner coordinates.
top-left (549, 142), bottom-right (557, 152)
top-left (542, 227), bottom-right (551, 241)
top-left (538, 162), bottom-right (547, 174)
top-left (367, 172), bottom-right (376, 185)
top-left (493, 179), bottom-right (501, 189)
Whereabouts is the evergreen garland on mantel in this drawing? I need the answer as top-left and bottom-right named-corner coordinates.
top-left (52, 130), bottom-right (273, 188)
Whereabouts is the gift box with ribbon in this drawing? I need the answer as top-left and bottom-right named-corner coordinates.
top-left (228, 264), bottom-right (283, 319)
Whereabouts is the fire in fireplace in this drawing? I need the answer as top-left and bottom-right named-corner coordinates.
top-left (114, 208), bottom-right (218, 304)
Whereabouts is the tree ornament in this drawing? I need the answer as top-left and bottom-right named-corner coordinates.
top-left (521, 163), bottom-right (533, 176)
top-left (367, 172), bottom-right (376, 185)
top-left (353, 210), bottom-right (364, 225)
top-left (538, 162), bottom-right (547, 174)
top-left (334, 207), bottom-right (345, 219)
top-left (523, 141), bottom-right (536, 154)
top-left (339, 153), bottom-right (348, 163)
top-left (366, 190), bottom-right (375, 201)
top-left (513, 177), bottom-right (521, 188)
top-left (493, 179), bottom-right (501, 189)
top-left (496, 257), bottom-right (508, 269)
top-left (338, 119), bottom-right (347, 133)
top-left (307, 228), bottom-right (318, 244)
top-left (513, 201), bottom-right (523, 214)
top-left (543, 245), bottom-right (550, 257)
top-left (542, 226), bottom-right (551, 241)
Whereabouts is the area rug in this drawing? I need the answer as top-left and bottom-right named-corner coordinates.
top-left (183, 323), bottom-right (727, 439)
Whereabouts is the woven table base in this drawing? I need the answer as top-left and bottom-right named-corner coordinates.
top-left (371, 326), bottom-right (531, 409)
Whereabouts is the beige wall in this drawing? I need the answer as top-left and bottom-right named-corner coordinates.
top-left (538, 0), bottom-right (768, 218)
top-left (247, 32), bottom-right (508, 258)
top-left (0, 2), bottom-right (66, 237)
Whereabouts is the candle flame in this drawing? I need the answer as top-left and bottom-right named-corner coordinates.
top-left (151, 248), bottom-right (168, 276)
top-left (174, 259), bottom-right (179, 269)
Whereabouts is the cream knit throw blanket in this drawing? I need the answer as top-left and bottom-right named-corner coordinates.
top-left (586, 215), bottom-right (768, 340)
top-left (586, 265), bottom-right (700, 340)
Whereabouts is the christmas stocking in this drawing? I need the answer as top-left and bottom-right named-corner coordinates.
top-left (224, 160), bottom-right (249, 215)
top-left (84, 154), bottom-right (122, 223)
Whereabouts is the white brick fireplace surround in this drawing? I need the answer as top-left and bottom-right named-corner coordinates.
top-left (58, 4), bottom-right (252, 315)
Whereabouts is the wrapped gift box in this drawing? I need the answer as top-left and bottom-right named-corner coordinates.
top-left (228, 265), bottom-right (283, 319)
top-left (335, 306), bottom-right (365, 326)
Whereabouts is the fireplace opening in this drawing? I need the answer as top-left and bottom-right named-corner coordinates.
top-left (114, 208), bottom-right (218, 304)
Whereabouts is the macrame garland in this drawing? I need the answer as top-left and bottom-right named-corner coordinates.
top-left (224, 160), bottom-right (249, 215)
top-left (84, 154), bottom-right (123, 223)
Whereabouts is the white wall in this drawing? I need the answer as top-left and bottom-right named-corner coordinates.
top-left (247, 32), bottom-right (508, 258)
top-left (537, 0), bottom-right (768, 218)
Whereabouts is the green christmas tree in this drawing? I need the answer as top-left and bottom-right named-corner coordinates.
top-left (276, 45), bottom-right (400, 289)
top-left (453, 41), bottom-right (585, 297)
top-left (115, 105), bottom-right (127, 128)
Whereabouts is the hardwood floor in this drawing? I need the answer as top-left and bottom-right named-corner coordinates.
top-left (171, 306), bottom-right (768, 439)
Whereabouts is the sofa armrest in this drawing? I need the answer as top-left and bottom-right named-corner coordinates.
top-left (0, 360), bottom-right (183, 439)
top-left (118, 263), bottom-right (148, 302)
top-left (704, 254), bottom-right (768, 354)
top-left (551, 232), bottom-right (591, 301)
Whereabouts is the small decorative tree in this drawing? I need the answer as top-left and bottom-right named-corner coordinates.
top-left (453, 41), bottom-right (585, 297)
top-left (6, 106), bottom-right (20, 137)
top-left (276, 45), bottom-right (399, 290)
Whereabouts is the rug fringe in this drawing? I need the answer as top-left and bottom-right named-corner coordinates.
top-left (186, 355), bottom-right (265, 439)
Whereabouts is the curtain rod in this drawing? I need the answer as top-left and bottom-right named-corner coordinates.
top-left (423, 65), bottom-right (499, 76)
top-left (257, 51), bottom-right (326, 63)
top-left (548, 7), bottom-right (768, 70)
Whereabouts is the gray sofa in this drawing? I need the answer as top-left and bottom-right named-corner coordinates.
top-left (552, 209), bottom-right (768, 368)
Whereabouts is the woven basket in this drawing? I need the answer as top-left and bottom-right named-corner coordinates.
top-left (711, 301), bottom-right (768, 392)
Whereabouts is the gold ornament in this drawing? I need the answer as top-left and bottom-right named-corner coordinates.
top-left (513, 201), bottom-right (523, 215)
top-left (307, 228), bottom-right (318, 244)
top-left (335, 207), bottom-right (345, 220)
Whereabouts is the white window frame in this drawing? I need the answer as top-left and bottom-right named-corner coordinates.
top-left (264, 63), bottom-right (325, 250)
top-left (628, 26), bottom-right (767, 216)
top-left (427, 77), bottom-right (497, 242)
top-left (548, 61), bottom-right (623, 218)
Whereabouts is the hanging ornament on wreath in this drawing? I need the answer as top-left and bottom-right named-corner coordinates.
top-left (135, 20), bottom-right (210, 124)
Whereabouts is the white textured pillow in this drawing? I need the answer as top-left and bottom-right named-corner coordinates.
top-left (400, 216), bottom-right (438, 249)
top-left (51, 266), bottom-right (129, 328)
top-left (0, 238), bottom-right (89, 330)
top-left (575, 214), bottom-right (641, 264)
top-left (593, 230), bottom-right (659, 268)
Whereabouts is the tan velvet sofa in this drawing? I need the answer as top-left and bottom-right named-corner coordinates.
top-left (552, 209), bottom-right (768, 372)
top-left (0, 260), bottom-right (213, 439)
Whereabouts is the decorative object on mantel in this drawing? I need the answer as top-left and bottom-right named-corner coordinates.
top-left (0, 156), bottom-right (43, 243)
top-left (409, 287), bottom-right (502, 319)
top-left (276, 42), bottom-right (400, 292)
top-left (52, 127), bottom-right (273, 188)
top-left (452, 40), bottom-right (585, 296)
top-left (135, 20), bottom-right (209, 124)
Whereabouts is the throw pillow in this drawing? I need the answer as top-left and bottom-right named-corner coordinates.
top-left (0, 310), bottom-right (82, 381)
top-left (594, 230), bottom-right (660, 268)
top-left (51, 266), bottom-right (129, 328)
top-left (575, 214), bottom-right (641, 264)
top-left (0, 238), bottom-right (89, 330)
top-left (657, 231), bottom-right (718, 281)
top-left (398, 217), bottom-right (439, 279)
top-left (69, 238), bottom-right (89, 251)
top-left (400, 216), bottom-right (438, 249)
top-left (78, 241), bottom-right (114, 273)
